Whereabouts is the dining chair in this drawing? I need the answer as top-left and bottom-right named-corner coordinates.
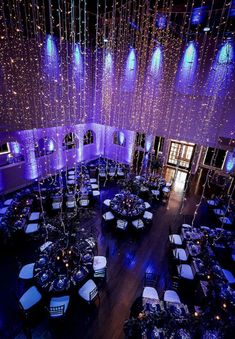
top-left (4, 199), bottom-right (14, 206)
top-left (19, 286), bottom-right (42, 313)
top-left (29, 212), bottom-right (41, 222)
top-left (173, 248), bottom-right (188, 262)
top-left (143, 272), bottom-right (158, 287)
top-left (177, 264), bottom-right (195, 280)
top-left (163, 290), bottom-right (181, 304)
top-left (66, 199), bottom-right (76, 208)
top-left (169, 234), bottom-right (183, 246)
top-left (132, 219), bottom-right (144, 230)
top-left (78, 279), bottom-right (99, 304)
top-left (143, 211), bottom-right (153, 223)
top-left (102, 211), bottom-right (115, 222)
top-left (49, 295), bottom-right (70, 318)
top-left (40, 241), bottom-right (53, 252)
top-left (19, 263), bottom-right (35, 280)
top-left (116, 219), bottom-right (128, 231)
top-left (79, 196), bottom-right (90, 207)
top-left (144, 202), bottom-right (151, 209)
top-left (103, 199), bottom-right (111, 207)
top-left (142, 273), bottom-right (159, 301)
top-left (93, 256), bottom-right (107, 279)
top-left (92, 190), bottom-right (100, 197)
top-left (52, 201), bottom-right (62, 210)
top-left (181, 224), bottom-right (192, 229)
top-left (222, 269), bottom-right (235, 284)
top-left (24, 223), bottom-right (39, 235)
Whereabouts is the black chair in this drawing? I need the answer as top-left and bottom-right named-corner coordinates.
top-left (143, 272), bottom-right (158, 287)
top-left (89, 286), bottom-right (99, 303)
top-left (49, 305), bottom-right (65, 318)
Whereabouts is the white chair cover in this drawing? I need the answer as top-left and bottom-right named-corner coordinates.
top-left (142, 287), bottom-right (159, 300)
top-left (93, 256), bottom-right (107, 271)
top-left (103, 211), bottom-right (115, 221)
top-left (132, 219), bottom-right (144, 229)
top-left (25, 223), bottom-right (39, 234)
top-left (19, 263), bottom-right (35, 279)
top-left (103, 199), bottom-right (111, 207)
top-left (19, 286), bottom-right (42, 311)
top-left (49, 295), bottom-right (70, 318)
top-left (177, 264), bottom-right (194, 280)
top-left (78, 279), bottom-right (98, 302)
top-left (163, 290), bottom-right (181, 303)
top-left (169, 234), bottom-right (182, 246)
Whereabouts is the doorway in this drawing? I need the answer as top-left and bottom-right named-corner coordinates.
top-left (167, 140), bottom-right (195, 170)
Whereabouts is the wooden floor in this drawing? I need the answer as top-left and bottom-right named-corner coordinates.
top-left (1, 168), bottom-right (206, 339)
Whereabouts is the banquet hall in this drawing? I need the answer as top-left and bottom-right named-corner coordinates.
top-left (0, 0), bottom-right (235, 338)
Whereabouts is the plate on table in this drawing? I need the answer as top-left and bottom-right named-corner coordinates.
top-left (73, 267), bottom-right (88, 282)
top-left (82, 253), bottom-right (93, 263)
top-left (40, 272), bottom-right (49, 283)
top-left (38, 256), bottom-right (48, 267)
top-left (173, 329), bottom-right (191, 339)
top-left (185, 231), bottom-right (191, 239)
top-left (169, 304), bottom-right (182, 317)
top-left (202, 330), bottom-right (222, 339)
top-left (151, 327), bottom-right (164, 338)
top-left (149, 303), bottom-right (161, 314)
top-left (54, 276), bottom-right (68, 290)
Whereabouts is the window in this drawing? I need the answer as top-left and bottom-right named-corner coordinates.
top-left (83, 130), bottom-right (94, 145)
top-left (168, 141), bottom-right (195, 169)
top-left (113, 131), bottom-right (126, 146)
top-left (135, 132), bottom-right (145, 148)
top-left (204, 147), bottom-right (226, 169)
top-left (9, 141), bottom-right (24, 162)
top-left (35, 137), bottom-right (55, 157)
top-left (63, 132), bottom-right (78, 150)
top-left (0, 143), bottom-right (10, 154)
top-left (154, 136), bottom-right (164, 154)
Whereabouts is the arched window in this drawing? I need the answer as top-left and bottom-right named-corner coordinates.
top-left (9, 141), bottom-right (24, 162)
top-left (135, 132), bottom-right (145, 148)
top-left (35, 137), bottom-right (55, 157)
top-left (113, 131), bottom-right (126, 146)
top-left (0, 141), bottom-right (24, 165)
top-left (63, 132), bottom-right (78, 150)
top-left (0, 143), bottom-right (9, 154)
top-left (83, 130), bottom-right (95, 145)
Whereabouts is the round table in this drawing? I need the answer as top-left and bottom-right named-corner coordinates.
top-left (110, 193), bottom-right (145, 219)
top-left (34, 238), bottom-right (94, 293)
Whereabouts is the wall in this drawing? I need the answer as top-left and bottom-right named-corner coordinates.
top-left (103, 126), bottom-right (136, 164)
top-left (0, 123), bottom-right (136, 193)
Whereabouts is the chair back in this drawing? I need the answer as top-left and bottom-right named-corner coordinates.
top-left (53, 196), bottom-right (62, 203)
top-left (49, 305), bottom-right (65, 317)
top-left (144, 272), bottom-right (157, 287)
top-left (81, 194), bottom-right (88, 200)
top-left (89, 286), bottom-right (98, 302)
top-left (67, 195), bottom-right (75, 202)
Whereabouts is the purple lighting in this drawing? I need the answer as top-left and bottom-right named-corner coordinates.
top-left (102, 52), bottom-right (114, 112)
top-left (44, 35), bottom-right (59, 78)
top-left (191, 7), bottom-right (207, 25)
top-left (205, 41), bottom-right (234, 97)
top-left (225, 151), bottom-right (235, 172)
top-left (156, 15), bottom-right (167, 29)
top-left (150, 46), bottom-right (163, 80)
top-left (73, 43), bottom-right (83, 74)
top-left (119, 132), bottom-right (125, 145)
top-left (176, 41), bottom-right (197, 94)
top-left (10, 141), bottom-right (21, 154)
top-left (123, 48), bottom-right (137, 91)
